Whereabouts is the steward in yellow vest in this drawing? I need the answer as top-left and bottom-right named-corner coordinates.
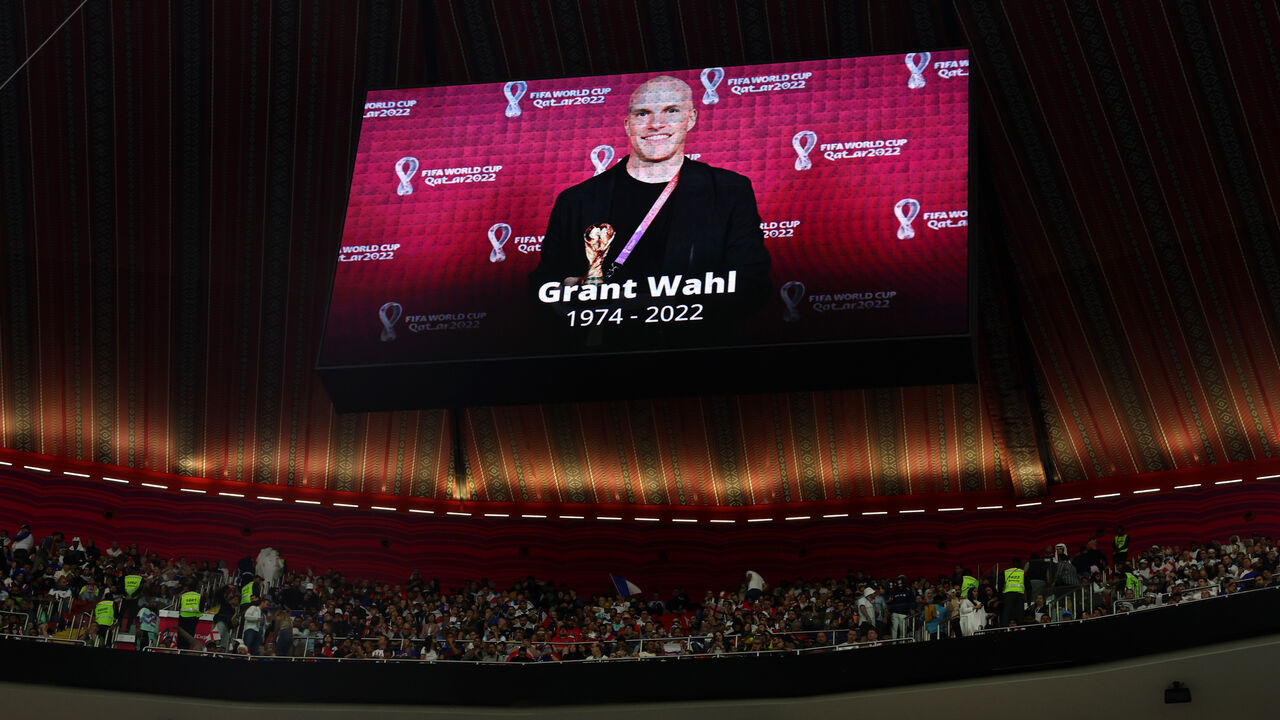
top-left (93, 595), bottom-right (116, 646)
top-left (95, 598), bottom-right (116, 626)
top-left (1000, 560), bottom-right (1026, 627)
top-left (176, 588), bottom-right (202, 651)
top-left (180, 590), bottom-right (202, 617)
top-left (1113, 526), bottom-right (1130, 564)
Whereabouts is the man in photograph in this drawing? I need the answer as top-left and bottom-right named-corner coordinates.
top-left (530, 75), bottom-right (771, 341)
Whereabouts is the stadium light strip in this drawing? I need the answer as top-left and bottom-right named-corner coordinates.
top-left (15, 455), bottom-right (1260, 525)
top-left (0, 460), bottom-right (11, 465)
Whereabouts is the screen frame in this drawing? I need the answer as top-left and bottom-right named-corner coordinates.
top-left (319, 49), bottom-right (976, 411)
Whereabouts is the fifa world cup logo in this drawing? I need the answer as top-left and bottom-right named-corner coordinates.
top-left (905, 53), bottom-right (931, 89)
top-left (503, 81), bottom-right (528, 117)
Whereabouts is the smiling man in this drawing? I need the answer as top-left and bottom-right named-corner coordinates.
top-left (623, 75), bottom-right (699, 182)
top-left (529, 75), bottom-right (770, 341)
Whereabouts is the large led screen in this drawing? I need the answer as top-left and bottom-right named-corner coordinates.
top-left (320, 51), bottom-right (970, 408)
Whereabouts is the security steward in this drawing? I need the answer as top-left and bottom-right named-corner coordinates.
top-left (1001, 559), bottom-right (1026, 626)
top-left (93, 593), bottom-right (118, 647)
top-left (178, 585), bottom-right (203, 650)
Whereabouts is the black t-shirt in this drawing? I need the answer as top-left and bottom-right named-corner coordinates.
top-left (603, 171), bottom-right (677, 282)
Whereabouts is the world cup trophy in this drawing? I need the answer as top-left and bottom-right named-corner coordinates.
top-left (583, 223), bottom-right (616, 284)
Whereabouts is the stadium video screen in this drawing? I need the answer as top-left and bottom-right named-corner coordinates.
top-left (319, 51), bottom-right (970, 409)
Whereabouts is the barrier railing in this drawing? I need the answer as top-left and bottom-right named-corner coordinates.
top-left (974, 582), bottom-right (1276, 635)
top-left (7, 582), bottom-right (1276, 662)
top-left (0, 630), bottom-right (87, 645)
top-left (140, 635), bottom-right (913, 663)
top-left (0, 610), bottom-right (32, 635)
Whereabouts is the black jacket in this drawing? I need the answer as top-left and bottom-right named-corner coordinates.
top-left (529, 157), bottom-right (771, 320)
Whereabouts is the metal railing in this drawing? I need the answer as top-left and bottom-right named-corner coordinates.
top-left (0, 630), bottom-right (87, 645)
top-left (70, 611), bottom-right (91, 640)
top-left (7, 581), bottom-right (1276, 661)
top-left (974, 582), bottom-right (1277, 635)
top-left (139, 634), bottom-right (913, 663)
top-left (0, 609), bottom-right (32, 635)
top-left (264, 627), bottom-right (913, 661)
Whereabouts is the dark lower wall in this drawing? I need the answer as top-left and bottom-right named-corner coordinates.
top-left (2, 469), bottom-right (1275, 593)
top-left (3, 587), bottom-right (1279, 707)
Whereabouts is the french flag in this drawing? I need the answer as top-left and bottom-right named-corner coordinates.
top-left (610, 575), bottom-right (642, 597)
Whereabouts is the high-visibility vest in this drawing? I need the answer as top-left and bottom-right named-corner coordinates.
top-left (1126, 572), bottom-right (1142, 595)
top-left (1115, 534), bottom-right (1129, 552)
top-left (960, 575), bottom-right (978, 597)
top-left (124, 575), bottom-right (142, 597)
top-left (1003, 568), bottom-right (1026, 594)
top-left (241, 582), bottom-right (254, 606)
top-left (180, 591), bottom-right (201, 618)
top-left (95, 600), bottom-right (115, 626)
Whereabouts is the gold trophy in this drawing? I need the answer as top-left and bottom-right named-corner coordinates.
top-left (583, 223), bottom-right (615, 284)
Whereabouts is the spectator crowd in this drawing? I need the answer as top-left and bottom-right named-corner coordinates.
top-left (2, 521), bottom-right (1276, 661)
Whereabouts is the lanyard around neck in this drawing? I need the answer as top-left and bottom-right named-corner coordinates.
top-left (613, 172), bottom-right (680, 267)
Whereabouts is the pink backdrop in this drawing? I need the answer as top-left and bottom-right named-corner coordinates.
top-left (321, 52), bottom-right (969, 366)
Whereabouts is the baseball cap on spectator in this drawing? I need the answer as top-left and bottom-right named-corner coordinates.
top-left (863, 588), bottom-right (875, 597)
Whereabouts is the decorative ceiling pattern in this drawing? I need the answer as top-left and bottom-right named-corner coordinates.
top-left (5, 468), bottom-right (1277, 592)
top-left (461, 387), bottom-right (1005, 505)
top-left (0, 0), bottom-right (1277, 508)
